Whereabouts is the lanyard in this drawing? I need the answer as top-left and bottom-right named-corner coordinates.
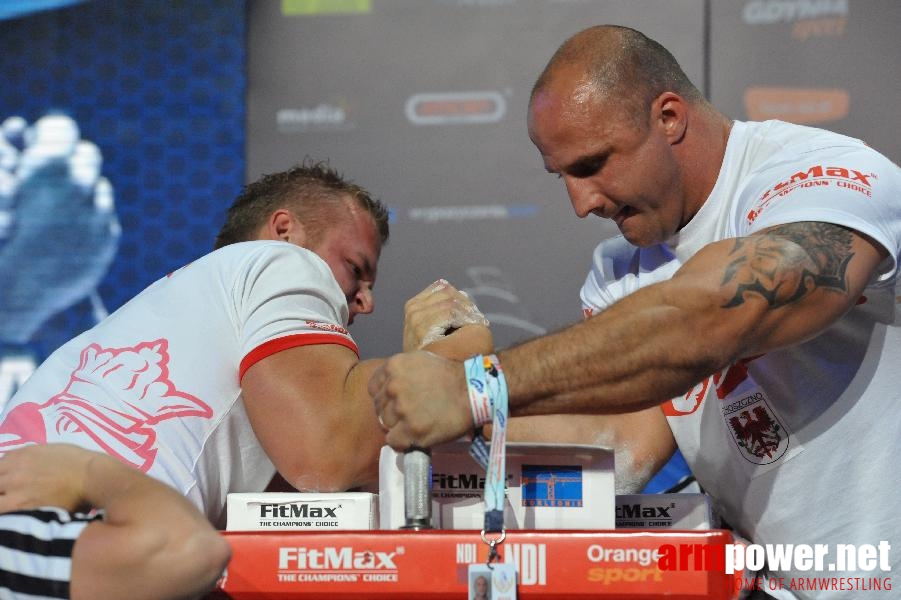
top-left (464, 354), bottom-right (509, 534)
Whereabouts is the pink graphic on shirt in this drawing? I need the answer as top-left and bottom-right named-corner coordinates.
top-left (0, 339), bottom-right (212, 471)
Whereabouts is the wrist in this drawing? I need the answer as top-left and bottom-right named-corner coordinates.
top-left (463, 353), bottom-right (508, 428)
top-left (464, 354), bottom-right (492, 427)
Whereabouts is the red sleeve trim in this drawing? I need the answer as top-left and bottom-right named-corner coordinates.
top-left (239, 333), bottom-right (359, 382)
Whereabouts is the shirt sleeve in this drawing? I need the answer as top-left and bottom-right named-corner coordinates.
top-left (580, 236), bottom-right (683, 317)
top-left (739, 144), bottom-right (901, 282)
top-left (0, 507), bottom-right (102, 597)
top-left (233, 243), bottom-right (359, 380)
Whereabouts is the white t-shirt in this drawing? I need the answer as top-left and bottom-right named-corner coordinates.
top-left (581, 120), bottom-right (901, 597)
top-left (0, 241), bottom-right (356, 526)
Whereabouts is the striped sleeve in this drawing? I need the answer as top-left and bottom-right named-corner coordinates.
top-left (0, 507), bottom-right (103, 600)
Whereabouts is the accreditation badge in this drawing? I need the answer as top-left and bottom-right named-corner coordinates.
top-left (468, 563), bottom-right (517, 600)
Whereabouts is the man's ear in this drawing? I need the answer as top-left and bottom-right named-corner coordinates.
top-left (265, 209), bottom-right (307, 246)
top-left (655, 92), bottom-right (687, 145)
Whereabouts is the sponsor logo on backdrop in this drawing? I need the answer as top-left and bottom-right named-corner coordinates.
top-left (405, 91), bottom-right (507, 126)
top-left (277, 101), bottom-right (355, 133)
top-left (433, 0), bottom-right (516, 7)
top-left (281, 0), bottom-right (371, 16)
top-left (742, 0), bottom-right (848, 40)
top-left (407, 203), bottom-right (537, 222)
top-left (744, 87), bottom-right (849, 124)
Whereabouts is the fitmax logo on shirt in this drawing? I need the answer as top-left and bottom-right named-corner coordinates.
top-left (747, 164), bottom-right (875, 224)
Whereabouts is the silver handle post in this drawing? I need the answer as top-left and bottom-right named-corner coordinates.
top-left (402, 447), bottom-right (432, 530)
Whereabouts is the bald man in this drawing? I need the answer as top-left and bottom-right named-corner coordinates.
top-left (371, 25), bottom-right (901, 597)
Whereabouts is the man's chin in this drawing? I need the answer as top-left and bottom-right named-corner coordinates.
top-left (619, 223), bottom-right (664, 248)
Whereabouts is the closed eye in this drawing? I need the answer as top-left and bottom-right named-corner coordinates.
top-left (569, 154), bottom-right (607, 178)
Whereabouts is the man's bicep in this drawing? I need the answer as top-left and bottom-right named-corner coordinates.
top-left (678, 222), bottom-right (887, 355)
top-left (737, 222), bottom-right (886, 305)
top-left (240, 343), bottom-right (360, 487)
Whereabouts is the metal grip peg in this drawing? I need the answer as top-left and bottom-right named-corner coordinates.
top-left (402, 447), bottom-right (432, 530)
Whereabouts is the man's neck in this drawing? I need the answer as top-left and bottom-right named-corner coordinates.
top-left (679, 106), bottom-right (734, 225)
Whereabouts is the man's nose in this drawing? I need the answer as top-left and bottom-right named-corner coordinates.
top-left (351, 287), bottom-right (374, 317)
top-left (564, 176), bottom-right (604, 219)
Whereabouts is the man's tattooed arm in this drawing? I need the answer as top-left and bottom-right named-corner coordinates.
top-left (720, 222), bottom-right (854, 309)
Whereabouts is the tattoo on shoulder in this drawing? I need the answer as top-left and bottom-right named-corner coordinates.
top-left (721, 222), bottom-right (854, 309)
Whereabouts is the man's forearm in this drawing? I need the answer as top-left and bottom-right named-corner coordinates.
top-left (501, 224), bottom-right (881, 417)
top-left (502, 279), bottom-right (732, 417)
top-left (72, 452), bottom-right (229, 600)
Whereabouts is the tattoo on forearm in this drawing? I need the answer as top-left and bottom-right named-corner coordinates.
top-left (721, 223), bottom-right (853, 309)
